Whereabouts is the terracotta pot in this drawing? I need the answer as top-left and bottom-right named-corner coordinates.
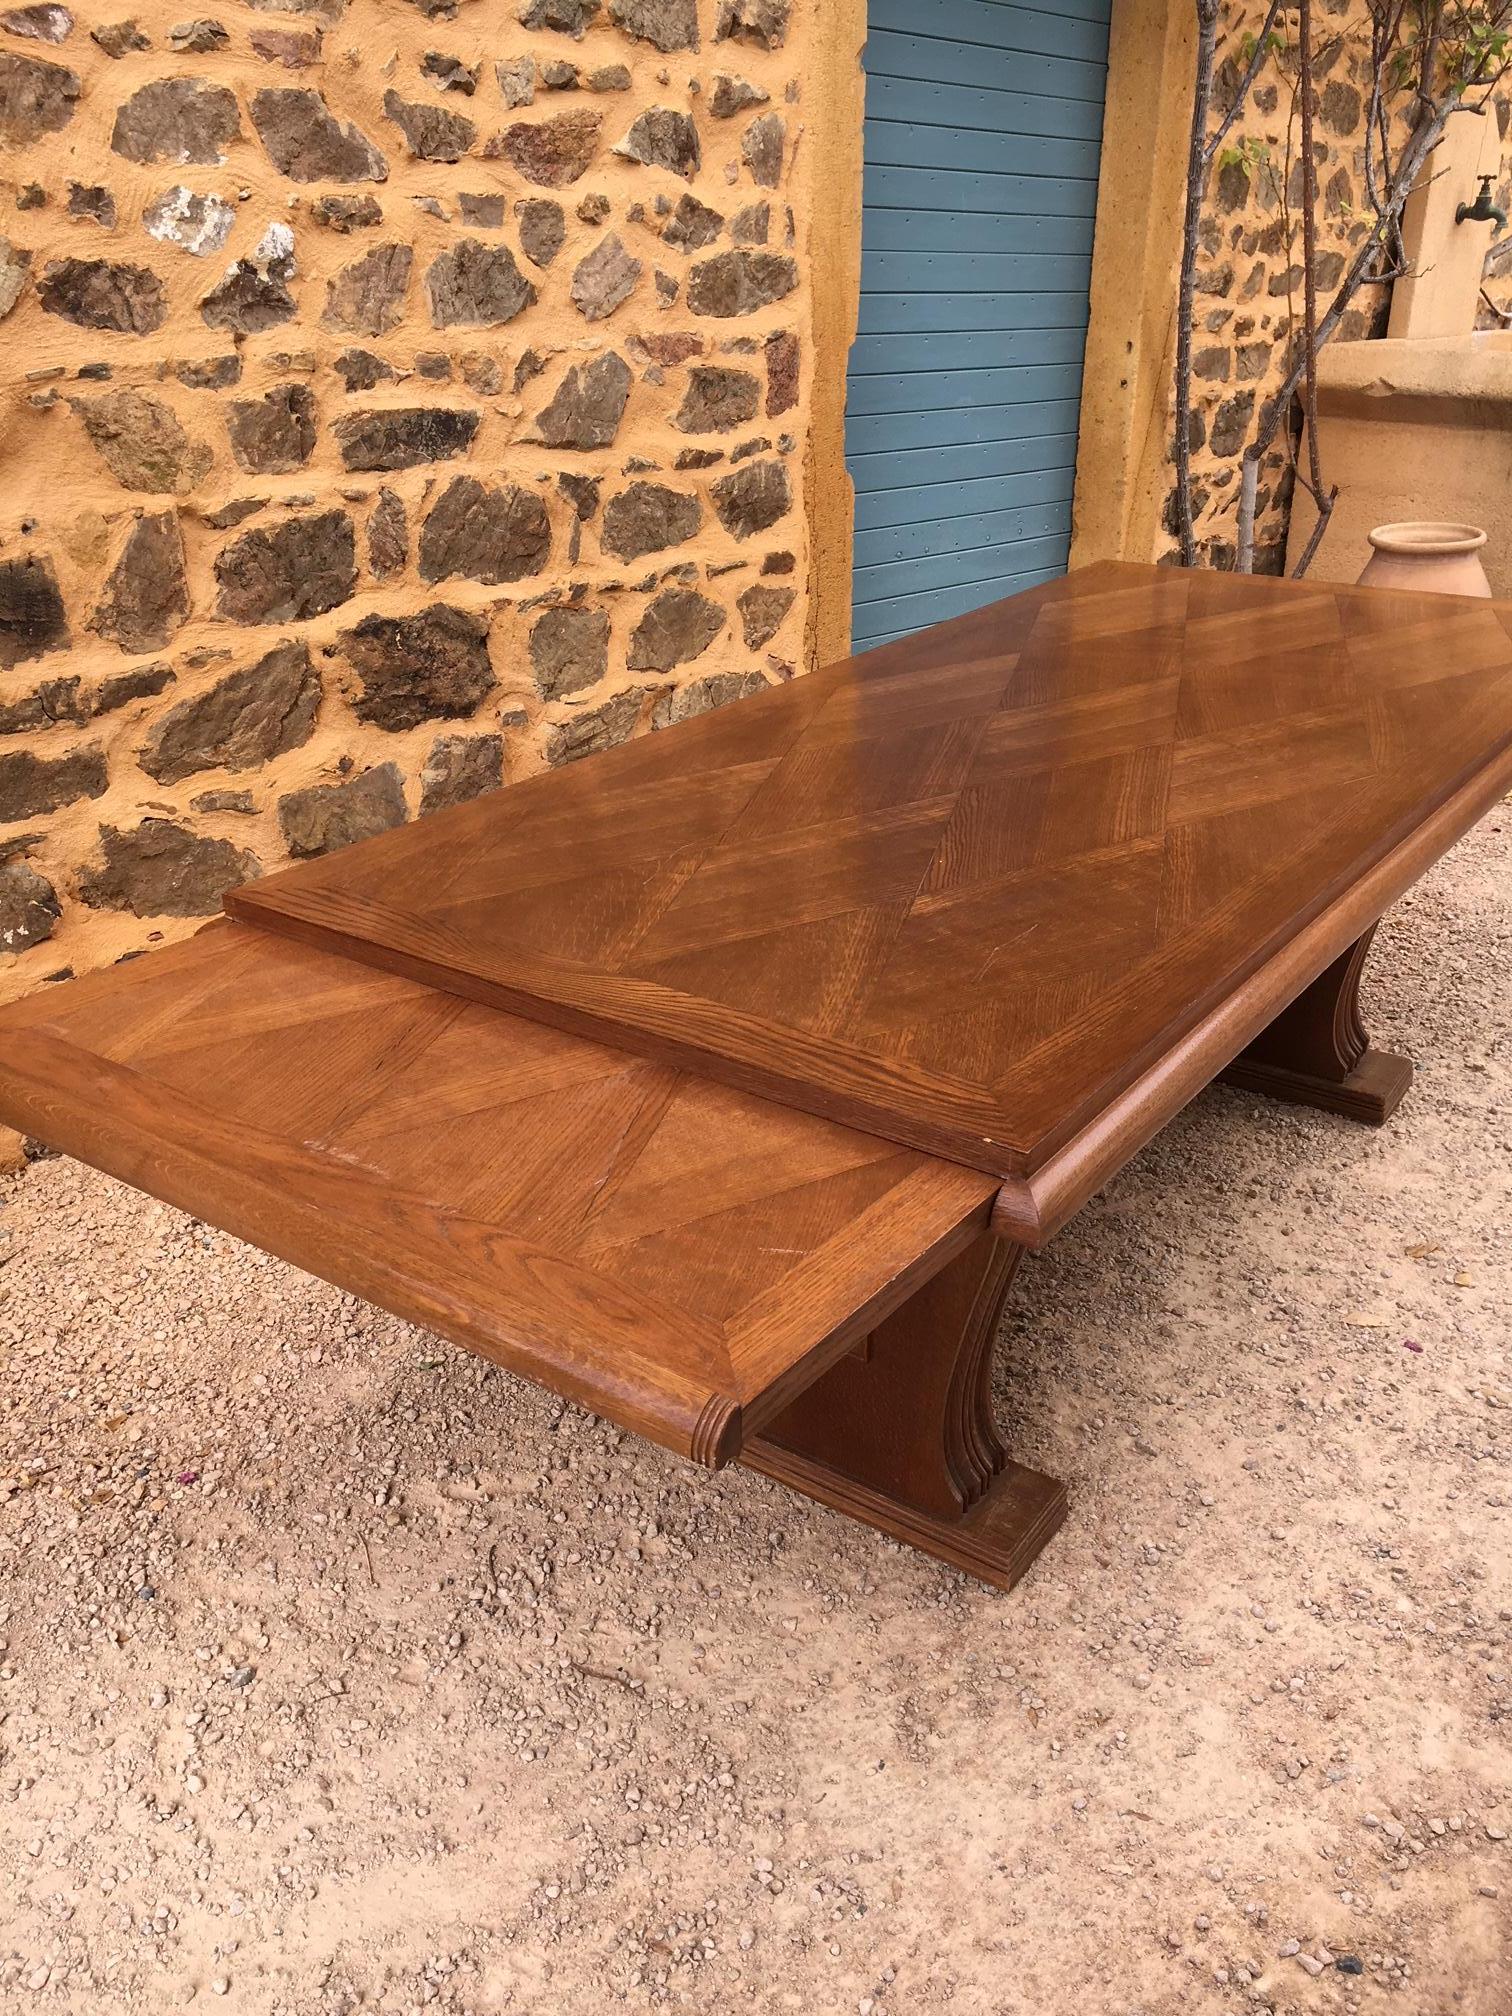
top-left (1356, 521), bottom-right (1492, 598)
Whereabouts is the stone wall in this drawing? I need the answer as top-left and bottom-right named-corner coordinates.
top-left (0, 0), bottom-right (806, 997)
top-left (1158, 0), bottom-right (1397, 573)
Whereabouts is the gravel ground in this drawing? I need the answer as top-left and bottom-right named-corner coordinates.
top-left (1, 812), bottom-right (1509, 2016)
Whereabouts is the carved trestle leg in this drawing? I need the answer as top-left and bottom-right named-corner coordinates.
top-left (742, 1233), bottom-right (1066, 1592)
top-left (1218, 923), bottom-right (1413, 1125)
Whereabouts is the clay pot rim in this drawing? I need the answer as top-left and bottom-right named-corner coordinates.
top-left (1366, 519), bottom-right (1488, 557)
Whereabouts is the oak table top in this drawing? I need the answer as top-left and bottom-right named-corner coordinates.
top-left (230, 563), bottom-right (1512, 1198)
top-left (0, 922), bottom-right (996, 1470)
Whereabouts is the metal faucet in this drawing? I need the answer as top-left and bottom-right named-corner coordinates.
top-left (1456, 174), bottom-right (1508, 228)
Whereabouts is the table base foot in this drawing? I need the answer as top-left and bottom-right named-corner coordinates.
top-left (743, 1439), bottom-right (1067, 1591)
top-left (1219, 1046), bottom-right (1413, 1125)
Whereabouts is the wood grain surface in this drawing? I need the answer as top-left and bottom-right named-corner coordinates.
top-left (0, 924), bottom-right (997, 1470)
top-left (230, 562), bottom-right (1512, 1177)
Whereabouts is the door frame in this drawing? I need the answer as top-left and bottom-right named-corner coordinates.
top-left (804, 0), bottom-right (1196, 669)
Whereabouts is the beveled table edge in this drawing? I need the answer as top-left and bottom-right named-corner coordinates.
top-left (993, 738), bottom-right (1512, 1246)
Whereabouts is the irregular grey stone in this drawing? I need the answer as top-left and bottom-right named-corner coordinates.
top-left (602, 480), bottom-right (699, 561)
top-left (139, 639), bottom-right (319, 783)
top-left (249, 23), bottom-right (321, 64)
top-left (333, 345), bottom-right (393, 391)
top-left (143, 185), bottom-right (237, 257)
top-left (423, 48), bottom-right (477, 92)
top-left (765, 327), bottom-right (797, 414)
top-left (0, 674), bottom-right (84, 731)
top-left (419, 732), bottom-right (503, 813)
top-left (1, 5), bottom-right (73, 43)
top-left (0, 555), bottom-right (68, 668)
top-left (519, 0), bottom-right (598, 34)
top-left (91, 18), bottom-right (149, 55)
top-left (741, 110), bottom-right (783, 187)
top-left (715, 0), bottom-right (787, 46)
top-left (709, 71), bottom-right (767, 117)
top-left (81, 819), bottom-right (259, 914)
top-left (517, 196), bottom-right (565, 265)
top-left (251, 86), bottom-right (388, 181)
top-left (321, 240), bottom-right (412, 334)
top-left (74, 389), bottom-right (211, 492)
top-left (66, 181), bottom-right (115, 226)
top-left (495, 53), bottom-right (534, 106)
top-left (190, 787), bottom-right (254, 812)
top-left (661, 191), bottom-right (723, 251)
top-left (736, 581), bottom-right (793, 649)
top-left (334, 405), bottom-right (479, 470)
top-left (0, 744), bottom-right (107, 821)
top-left (0, 235), bottom-right (29, 319)
top-left (382, 87), bottom-right (475, 161)
top-left (342, 603), bottom-right (494, 729)
top-left (528, 351), bottom-right (631, 449)
top-left (608, 0), bottom-right (696, 50)
top-left (177, 354), bottom-right (240, 390)
top-left (214, 509), bottom-right (356, 623)
top-left (0, 51), bottom-right (78, 142)
top-left (92, 511), bottom-right (190, 653)
top-left (95, 661), bottom-right (175, 713)
top-left (688, 246), bottom-right (796, 317)
top-left (40, 257), bottom-right (166, 333)
top-left (557, 472), bottom-right (600, 520)
top-left (545, 686), bottom-right (647, 765)
top-left (0, 858), bottom-right (59, 954)
top-left (529, 604), bottom-right (608, 699)
top-left (570, 232), bottom-right (640, 319)
top-left (628, 587), bottom-right (724, 671)
top-left (651, 668), bottom-right (766, 728)
top-left (418, 476), bottom-right (551, 585)
top-left (731, 200), bottom-right (768, 244)
top-left (278, 764), bottom-right (406, 858)
top-left (426, 236), bottom-right (535, 326)
top-left (225, 383), bottom-right (317, 473)
top-left (111, 76), bottom-right (239, 164)
top-left (458, 191), bottom-right (504, 227)
top-left (310, 192), bottom-right (383, 231)
top-left (587, 63), bottom-right (630, 89)
top-left (492, 107), bottom-right (599, 186)
top-left (367, 487), bottom-right (407, 575)
top-left (199, 223), bottom-right (297, 332)
top-left (711, 456), bottom-right (789, 538)
top-left (168, 15), bottom-right (228, 50)
top-left (673, 364), bottom-right (758, 433)
top-left (614, 106), bottom-right (699, 178)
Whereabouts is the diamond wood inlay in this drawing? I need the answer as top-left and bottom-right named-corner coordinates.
top-left (229, 561), bottom-right (1512, 1177)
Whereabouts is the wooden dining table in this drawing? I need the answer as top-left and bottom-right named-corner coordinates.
top-left (3, 559), bottom-right (1510, 1591)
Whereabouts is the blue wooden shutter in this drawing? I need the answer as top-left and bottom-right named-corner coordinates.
top-left (846, 0), bottom-right (1114, 650)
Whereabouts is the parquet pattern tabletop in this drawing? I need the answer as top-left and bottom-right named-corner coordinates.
top-left (232, 562), bottom-right (1512, 1177)
top-left (0, 924), bottom-right (997, 1467)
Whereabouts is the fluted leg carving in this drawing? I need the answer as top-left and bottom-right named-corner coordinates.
top-left (744, 1233), bottom-right (1066, 1591)
top-left (1220, 924), bottom-right (1412, 1124)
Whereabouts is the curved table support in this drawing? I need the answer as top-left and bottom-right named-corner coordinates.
top-left (743, 1234), bottom-right (1065, 1591)
top-left (1218, 924), bottom-right (1413, 1125)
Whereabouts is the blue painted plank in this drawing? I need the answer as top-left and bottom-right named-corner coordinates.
top-left (847, 361), bottom-right (1086, 418)
top-left (856, 501), bottom-right (1073, 571)
top-left (864, 72), bottom-right (1107, 143)
top-left (855, 464), bottom-right (1074, 531)
top-left (853, 565), bottom-right (1065, 645)
top-left (851, 326), bottom-right (1088, 376)
top-left (850, 431), bottom-right (1080, 495)
top-left (854, 530), bottom-right (1073, 601)
top-left (862, 247), bottom-right (1094, 294)
top-left (848, 399), bottom-right (1084, 456)
top-left (860, 206), bottom-right (1095, 257)
top-left (857, 291), bottom-right (1092, 338)
top-left (865, 119), bottom-right (1101, 183)
top-left (868, 0), bottom-right (1110, 65)
top-left (866, 29), bottom-right (1107, 104)
top-left (863, 162), bottom-right (1100, 219)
